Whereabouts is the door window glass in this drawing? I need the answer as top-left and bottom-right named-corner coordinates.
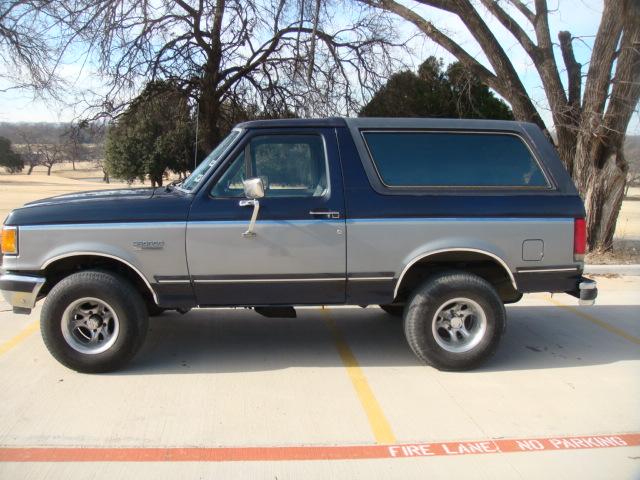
top-left (211, 134), bottom-right (328, 198)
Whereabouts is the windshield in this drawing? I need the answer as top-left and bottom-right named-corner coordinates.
top-left (180, 129), bottom-right (242, 191)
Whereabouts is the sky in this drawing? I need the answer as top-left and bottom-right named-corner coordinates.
top-left (0, 0), bottom-right (637, 135)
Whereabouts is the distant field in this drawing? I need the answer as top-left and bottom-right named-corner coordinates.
top-left (0, 162), bottom-right (131, 220)
top-left (615, 187), bottom-right (640, 241)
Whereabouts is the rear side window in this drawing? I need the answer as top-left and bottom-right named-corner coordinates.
top-left (362, 131), bottom-right (549, 188)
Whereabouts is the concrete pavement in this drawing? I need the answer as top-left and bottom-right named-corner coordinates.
top-left (0, 276), bottom-right (638, 479)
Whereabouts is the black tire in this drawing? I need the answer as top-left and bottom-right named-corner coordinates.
top-left (379, 304), bottom-right (404, 317)
top-left (403, 271), bottom-right (505, 371)
top-left (41, 270), bottom-right (149, 373)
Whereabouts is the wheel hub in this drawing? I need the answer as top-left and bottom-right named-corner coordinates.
top-left (87, 315), bottom-right (102, 330)
top-left (61, 297), bottom-right (120, 355)
top-left (432, 297), bottom-right (488, 353)
top-left (450, 317), bottom-right (463, 329)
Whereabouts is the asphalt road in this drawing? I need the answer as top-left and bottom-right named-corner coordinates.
top-left (0, 276), bottom-right (638, 479)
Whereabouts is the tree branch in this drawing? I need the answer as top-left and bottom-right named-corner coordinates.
top-left (580, 0), bottom-right (624, 126)
top-left (361, 1), bottom-right (498, 89)
top-left (367, 0), bottom-right (545, 127)
top-left (558, 31), bottom-right (581, 109)
top-left (479, 0), bottom-right (537, 55)
top-left (509, 0), bottom-right (535, 23)
top-left (530, 0), bottom-right (570, 127)
top-left (601, 0), bottom-right (640, 145)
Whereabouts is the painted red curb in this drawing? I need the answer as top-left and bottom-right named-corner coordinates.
top-left (1, 433), bottom-right (638, 463)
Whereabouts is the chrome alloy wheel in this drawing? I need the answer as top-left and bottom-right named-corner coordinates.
top-left (432, 297), bottom-right (487, 353)
top-left (61, 297), bottom-right (120, 354)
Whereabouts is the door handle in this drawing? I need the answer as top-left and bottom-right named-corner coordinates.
top-left (309, 210), bottom-right (341, 219)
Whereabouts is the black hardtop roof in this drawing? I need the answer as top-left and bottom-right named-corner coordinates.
top-left (235, 117), bottom-right (534, 131)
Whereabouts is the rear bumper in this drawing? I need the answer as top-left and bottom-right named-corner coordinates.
top-left (514, 267), bottom-right (597, 305)
top-left (0, 273), bottom-right (45, 314)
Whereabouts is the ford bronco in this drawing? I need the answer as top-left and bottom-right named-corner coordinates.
top-left (0, 118), bottom-right (597, 372)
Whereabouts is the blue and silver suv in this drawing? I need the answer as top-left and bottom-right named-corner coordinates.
top-left (0, 118), bottom-right (597, 372)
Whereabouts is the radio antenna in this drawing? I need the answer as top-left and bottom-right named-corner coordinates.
top-left (193, 100), bottom-right (200, 171)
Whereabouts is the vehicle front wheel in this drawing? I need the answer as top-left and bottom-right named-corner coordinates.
top-left (403, 271), bottom-right (505, 371)
top-left (41, 270), bottom-right (149, 373)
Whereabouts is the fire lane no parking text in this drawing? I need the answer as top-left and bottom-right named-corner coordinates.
top-left (0, 433), bottom-right (638, 463)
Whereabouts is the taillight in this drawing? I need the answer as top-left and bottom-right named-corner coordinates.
top-left (573, 218), bottom-right (586, 260)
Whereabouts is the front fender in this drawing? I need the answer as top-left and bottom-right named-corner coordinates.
top-left (14, 223), bottom-right (188, 284)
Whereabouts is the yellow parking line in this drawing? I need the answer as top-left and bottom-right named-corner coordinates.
top-left (0, 321), bottom-right (39, 356)
top-left (321, 308), bottom-right (397, 445)
top-left (547, 297), bottom-right (640, 346)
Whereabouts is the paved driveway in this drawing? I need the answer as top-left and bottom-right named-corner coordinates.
top-left (0, 276), bottom-right (638, 479)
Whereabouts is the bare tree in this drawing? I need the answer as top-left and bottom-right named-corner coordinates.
top-left (56, 0), bottom-right (401, 151)
top-left (362, 0), bottom-right (640, 252)
top-left (17, 132), bottom-right (43, 174)
top-left (38, 143), bottom-right (64, 175)
top-left (96, 158), bottom-right (110, 183)
top-left (0, 1), bottom-right (72, 95)
top-left (84, 119), bottom-right (110, 183)
top-left (62, 121), bottom-right (91, 170)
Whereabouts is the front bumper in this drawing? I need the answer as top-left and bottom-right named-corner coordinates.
top-left (0, 273), bottom-right (46, 314)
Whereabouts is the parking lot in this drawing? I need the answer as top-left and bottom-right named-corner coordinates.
top-left (0, 275), bottom-right (638, 479)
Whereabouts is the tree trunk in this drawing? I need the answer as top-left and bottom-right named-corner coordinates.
top-left (576, 144), bottom-right (628, 252)
top-left (198, 83), bottom-right (223, 155)
top-left (27, 164), bottom-right (34, 175)
top-left (198, 13), bottom-right (225, 156)
top-left (72, 159), bottom-right (76, 170)
top-left (47, 164), bottom-right (52, 175)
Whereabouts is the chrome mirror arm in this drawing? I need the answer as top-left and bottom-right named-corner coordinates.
top-left (239, 199), bottom-right (260, 237)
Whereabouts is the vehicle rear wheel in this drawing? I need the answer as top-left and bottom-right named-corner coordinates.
top-left (41, 270), bottom-right (149, 373)
top-left (403, 271), bottom-right (505, 371)
top-left (379, 304), bottom-right (404, 317)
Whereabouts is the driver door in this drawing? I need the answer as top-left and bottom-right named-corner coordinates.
top-left (186, 128), bottom-right (346, 306)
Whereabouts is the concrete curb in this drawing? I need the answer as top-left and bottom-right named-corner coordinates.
top-left (584, 264), bottom-right (640, 275)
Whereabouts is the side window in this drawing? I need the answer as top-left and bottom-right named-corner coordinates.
top-left (362, 131), bottom-right (549, 188)
top-left (211, 134), bottom-right (328, 198)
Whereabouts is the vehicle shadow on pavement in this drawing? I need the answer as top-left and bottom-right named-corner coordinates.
top-left (118, 305), bottom-right (640, 375)
top-left (482, 304), bottom-right (640, 373)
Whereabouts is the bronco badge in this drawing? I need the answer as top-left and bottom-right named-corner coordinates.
top-left (132, 240), bottom-right (165, 250)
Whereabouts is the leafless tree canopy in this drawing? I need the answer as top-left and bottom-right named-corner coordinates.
top-left (48, 0), bottom-right (403, 149)
top-left (0, 1), bottom-right (73, 95)
top-left (362, 0), bottom-right (640, 251)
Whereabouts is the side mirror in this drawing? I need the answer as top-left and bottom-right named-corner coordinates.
top-left (243, 177), bottom-right (264, 199)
